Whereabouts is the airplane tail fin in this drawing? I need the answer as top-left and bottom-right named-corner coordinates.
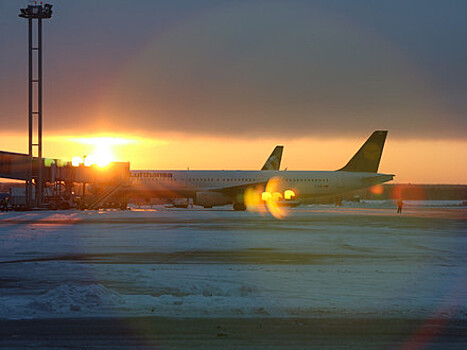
top-left (338, 131), bottom-right (387, 173)
top-left (261, 145), bottom-right (283, 171)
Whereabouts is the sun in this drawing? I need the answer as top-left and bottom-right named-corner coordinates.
top-left (70, 136), bottom-right (134, 167)
top-left (86, 142), bottom-right (113, 167)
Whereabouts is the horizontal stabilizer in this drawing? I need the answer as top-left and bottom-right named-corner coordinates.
top-left (338, 131), bottom-right (387, 173)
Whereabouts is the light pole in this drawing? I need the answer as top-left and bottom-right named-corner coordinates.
top-left (19, 2), bottom-right (53, 208)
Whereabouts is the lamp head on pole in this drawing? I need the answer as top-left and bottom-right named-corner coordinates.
top-left (19, 3), bottom-right (53, 19)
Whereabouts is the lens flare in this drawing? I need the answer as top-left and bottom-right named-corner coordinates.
top-left (244, 177), bottom-right (295, 219)
top-left (244, 185), bottom-right (268, 215)
top-left (264, 176), bottom-right (289, 220)
top-left (370, 184), bottom-right (384, 196)
top-left (390, 184), bottom-right (426, 208)
top-left (284, 189), bottom-right (295, 200)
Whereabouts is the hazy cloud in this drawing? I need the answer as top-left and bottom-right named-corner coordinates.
top-left (1, 0), bottom-right (466, 139)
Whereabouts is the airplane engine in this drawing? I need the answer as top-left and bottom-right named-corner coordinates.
top-left (195, 191), bottom-right (231, 208)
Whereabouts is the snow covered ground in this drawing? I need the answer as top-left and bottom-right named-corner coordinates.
top-left (0, 202), bottom-right (466, 320)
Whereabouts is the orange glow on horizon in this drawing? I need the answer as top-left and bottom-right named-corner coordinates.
top-left (0, 132), bottom-right (466, 184)
top-left (390, 184), bottom-right (426, 202)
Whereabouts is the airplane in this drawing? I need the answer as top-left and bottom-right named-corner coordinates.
top-left (169, 145), bottom-right (283, 207)
top-left (129, 130), bottom-right (394, 210)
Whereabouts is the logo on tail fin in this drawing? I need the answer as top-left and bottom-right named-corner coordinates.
top-left (338, 131), bottom-right (387, 173)
top-left (261, 145), bottom-right (284, 171)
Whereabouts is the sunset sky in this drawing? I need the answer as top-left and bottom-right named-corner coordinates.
top-left (1, 0), bottom-right (466, 184)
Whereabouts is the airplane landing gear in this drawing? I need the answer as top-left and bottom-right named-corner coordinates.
top-left (233, 203), bottom-right (247, 211)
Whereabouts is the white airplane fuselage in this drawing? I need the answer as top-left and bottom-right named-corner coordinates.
top-left (129, 169), bottom-right (394, 202)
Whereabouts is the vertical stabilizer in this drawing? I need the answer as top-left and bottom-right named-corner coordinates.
top-left (338, 131), bottom-right (387, 173)
top-left (261, 145), bottom-right (283, 171)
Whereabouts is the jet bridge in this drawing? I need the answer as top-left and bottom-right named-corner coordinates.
top-left (0, 150), bottom-right (130, 209)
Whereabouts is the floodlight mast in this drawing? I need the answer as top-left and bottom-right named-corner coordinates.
top-left (19, 2), bottom-right (53, 208)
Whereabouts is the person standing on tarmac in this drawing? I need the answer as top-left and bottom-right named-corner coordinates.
top-left (397, 198), bottom-right (404, 214)
top-left (0, 197), bottom-right (8, 211)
